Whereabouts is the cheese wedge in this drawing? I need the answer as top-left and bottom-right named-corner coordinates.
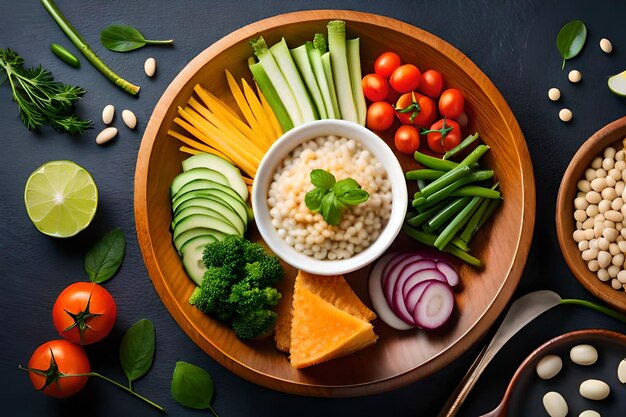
top-left (289, 286), bottom-right (378, 369)
top-left (274, 271), bottom-right (376, 352)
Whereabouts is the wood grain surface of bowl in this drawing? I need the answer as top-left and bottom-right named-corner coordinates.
top-left (501, 329), bottom-right (626, 417)
top-left (556, 116), bottom-right (626, 314)
top-left (134, 10), bottom-right (535, 396)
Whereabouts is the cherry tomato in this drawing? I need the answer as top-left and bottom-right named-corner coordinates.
top-left (52, 282), bottom-right (117, 345)
top-left (374, 51), bottom-right (401, 78)
top-left (395, 92), bottom-right (437, 127)
top-left (418, 69), bottom-right (444, 99)
top-left (426, 118), bottom-right (462, 153)
top-left (389, 64), bottom-right (422, 93)
top-left (362, 73), bottom-right (390, 102)
top-left (27, 340), bottom-right (90, 398)
top-left (394, 125), bottom-right (420, 155)
top-left (438, 88), bottom-right (465, 119)
top-left (366, 101), bottom-right (395, 131)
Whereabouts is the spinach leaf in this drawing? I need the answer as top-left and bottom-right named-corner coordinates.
top-left (171, 361), bottom-right (220, 416)
top-left (101, 24), bottom-right (173, 52)
top-left (556, 20), bottom-right (587, 70)
top-left (120, 319), bottom-right (155, 388)
top-left (85, 227), bottom-right (126, 283)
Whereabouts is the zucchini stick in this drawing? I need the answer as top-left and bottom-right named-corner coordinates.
top-left (248, 57), bottom-right (293, 132)
top-left (269, 38), bottom-right (317, 122)
top-left (321, 52), bottom-right (341, 118)
top-left (291, 44), bottom-right (327, 119)
top-left (346, 38), bottom-right (367, 125)
top-left (251, 37), bottom-right (303, 125)
top-left (40, 0), bottom-right (140, 95)
top-left (308, 36), bottom-right (336, 119)
top-left (328, 20), bottom-right (358, 123)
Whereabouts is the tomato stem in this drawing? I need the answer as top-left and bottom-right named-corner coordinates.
top-left (63, 372), bottom-right (166, 413)
top-left (394, 91), bottom-right (421, 123)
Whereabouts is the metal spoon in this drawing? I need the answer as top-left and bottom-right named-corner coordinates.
top-left (437, 290), bottom-right (562, 417)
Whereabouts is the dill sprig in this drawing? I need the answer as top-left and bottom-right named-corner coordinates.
top-left (0, 48), bottom-right (92, 135)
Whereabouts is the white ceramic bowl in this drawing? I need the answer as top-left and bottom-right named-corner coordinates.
top-left (252, 119), bottom-right (407, 275)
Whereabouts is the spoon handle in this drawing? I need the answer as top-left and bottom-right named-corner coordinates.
top-left (436, 345), bottom-right (488, 417)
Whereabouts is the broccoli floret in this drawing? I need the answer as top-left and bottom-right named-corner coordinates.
top-left (231, 309), bottom-right (278, 340)
top-left (189, 236), bottom-right (285, 340)
top-left (202, 235), bottom-right (246, 272)
top-left (229, 280), bottom-right (281, 315)
top-left (244, 256), bottom-right (284, 287)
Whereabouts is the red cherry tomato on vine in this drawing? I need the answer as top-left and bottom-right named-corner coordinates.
top-left (418, 69), bottom-right (444, 99)
top-left (426, 118), bottom-right (462, 154)
top-left (374, 51), bottom-right (401, 78)
top-left (438, 88), bottom-right (465, 119)
top-left (394, 125), bottom-right (421, 155)
top-left (52, 282), bottom-right (117, 345)
top-left (362, 73), bottom-right (390, 102)
top-left (395, 92), bottom-right (437, 127)
top-left (366, 101), bottom-right (395, 131)
top-left (26, 340), bottom-right (90, 398)
top-left (389, 64), bottom-right (422, 93)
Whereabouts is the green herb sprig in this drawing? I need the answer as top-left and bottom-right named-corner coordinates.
top-left (101, 24), bottom-right (174, 52)
top-left (556, 19), bottom-right (587, 70)
top-left (0, 48), bottom-right (91, 135)
top-left (304, 169), bottom-right (369, 226)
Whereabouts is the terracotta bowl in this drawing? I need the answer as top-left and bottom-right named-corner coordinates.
top-left (134, 10), bottom-right (535, 396)
top-left (556, 116), bottom-right (626, 313)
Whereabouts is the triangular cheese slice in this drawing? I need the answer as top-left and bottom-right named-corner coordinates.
top-left (274, 271), bottom-right (376, 352)
top-left (289, 286), bottom-right (378, 369)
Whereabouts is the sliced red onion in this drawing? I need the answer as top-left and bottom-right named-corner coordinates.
top-left (404, 279), bottom-right (437, 315)
top-left (368, 254), bottom-right (413, 330)
top-left (382, 254), bottom-right (424, 305)
top-left (401, 265), bottom-right (445, 299)
top-left (436, 260), bottom-right (459, 287)
top-left (412, 281), bottom-right (455, 330)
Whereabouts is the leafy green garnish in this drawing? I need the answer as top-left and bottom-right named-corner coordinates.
top-left (556, 20), bottom-right (587, 70)
top-left (0, 48), bottom-right (91, 134)
top-left (119, 319), bottom-right (156, 390)
top-left (101, 24), bottom-right (173, 52)
top-left (85, 228), bottom-right (126, 283)
top-left (305, 169), bottom-right (369, 226)
top-left (171, 361), bottom-right (220, 416)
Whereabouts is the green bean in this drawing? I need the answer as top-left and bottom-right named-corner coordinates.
top-left (434, 196), bottom-right (482, 250)
top-left (451, 237), bottom-right (469, 252)
top-left (450, 185), bottom-right (501, 199)
top-left (457, 144), bottom-right (490, 168)
top-left (406, 200), bottom-right (448, 227)
top-left (459, 197), bottom-right (490, 243)
top-left (424, 170), bottom-right (494, 204)
top-left (427, 197), bottom-right (471, 230)
top-left (402, 225), bottom-right (482, 267)
top-left (50, 43), bottom-right (80, 68)
top-left (412, 196), bottom-right (427, 207)
top-left (416, 179), bottom-right (427, 191)
top-left (473, 197), bottom-right (502, 236)
top-left (406, 169), bottom-right (446, 181)
top-left (419, 165), bottom-right (471, 197)
top-left (443, 133), bottom-right (480, 160)
top-left (413, 151), bottom-right (459, 171)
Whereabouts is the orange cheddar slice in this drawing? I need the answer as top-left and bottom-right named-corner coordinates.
top-left (289, 286), bottom-right (378, 369)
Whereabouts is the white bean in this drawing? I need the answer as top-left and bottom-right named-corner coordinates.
top-left (579, 379), bottom-right (610, 400)
top-left (598, 268), bottom-right (610, 281)
top-left (598, 251), bottom-right (612, 268)
top-left (597, 238), bottom-right (610, 251)
top-left (605, 210), bottom-right (624, 222)
top-left (619, 359), bottom-right (626, 383)
top-left (598, 200), bottom-right (612, 213)
top-left (571, 344), bottom-right (598, 365)
top-left (587, 205), bottom-right (600, 217)
top-left (582, 248), bottom-right (599, 261)
top-left (548, 88), bottom-right (561, 101)
top-left (588, 260), bottom-right (600, 272)
top-left (602, 158), bottom-right (615, 171)
top-left (606, 176), bottom-right (616, 187)
top-left (611, 197), bottom-right (623, 210)
top-left (569, 70), bottom-right (582, 83)
top-left (144, 57), bottom-right (156, 77)
top-left (586, 191), bottom-right (602, 204)
top-left (589, 238), bottom-right (598, 250)
top-left (612, 278), bottom-right (622, 289)
top-left (573, 230), bottom-right (587, 242)
top-left (602, 188), bottom-right (617, 201)
top-left (121, 109), bottom-right (137, 129)
top-left (605, 146), bottom-right (617, 159)
top-left (610, 242), bottom-right (621, 256)
top-left (617, 150), bottom-right (625, 161)
top-left (579, 410), bottom-right (601, 417)
top-left (585, 168), bottom-right (597, 181)
top-left (604, 227), bottom-right (619, 242)
top-left (578, 180), bottom-right (592, 192)
top-left (584, 229), bottom-right (595, 240)
top-left (559, 108), bottom-right (573, 122)
top-left (616, 160), bottom-right (626, 171)
top-left (102, 104), bottom-right (115, 124)
top-left (594, 222), bottom-right (605, 238)
top-left (600, 38), bottom-right (613, 53)
top-left (536, 355), bottom-right (563, 380)
top-left (609, 168), bottom-right (622, 181)
top-left (591, 157), bottom-right (603, 169)
top-left (608, 264), bottom-right (621, 278)
top-left (543, 391), bottom-right (568, 417)
top-left (618, 240), bottom-right (626, 253)
top-left (591, 177), bottom-right (607, 192)
top-left (583, 218), bottom-right (595, 229)
top-left (95, 127), bottom-right (118, 145)
top-left (575, 209), bottom-right (588, 222)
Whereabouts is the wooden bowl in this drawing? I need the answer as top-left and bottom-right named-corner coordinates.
top-left (556, 116), bottom-right (626, 313)
top-left (492, 329), bottom-right (626, 417)
top-left (134, 10), bottom-right (535, 396)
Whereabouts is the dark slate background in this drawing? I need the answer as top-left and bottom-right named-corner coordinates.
top-left (1, 1), bottom-right (625, 416)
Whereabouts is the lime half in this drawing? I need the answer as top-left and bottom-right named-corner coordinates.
top-left (608, 70), bottom-right (626, 97)
top-left (24, 160), bottom-right (98, 237)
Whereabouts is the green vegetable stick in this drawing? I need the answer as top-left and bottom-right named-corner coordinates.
top-left (443, 132), bottom-right (480, 160)
top-left (328, 20), bottom-right (358, 123)
top-left (473, 197), bottom-right (502, 236)
top-left (41, 0), bottom-right (140, 95)
top-left (419, 165), bottom-right (471, 198)
top-left (459, 197), bottom-right (491, 244)
top-left (427, 197), bottom-right (472, 231)
top-left (291, 44), bottom-right (327, 118)
top-left (418, 170), bottom-right (494, 206)
top-left (306, 39), bottom-right (336, 119)
top-left (346, 38), bottom-right (367, 126)
top-left (450, 185), bottom-right (501, 199)
top-left (406, 200), bottom-right (449, 227)
top-left (321, 52), bottom-right (341, 118)
top-left (434, 196), bottom-right (482, 250)
top-left (248, 57), bottom-right (294, 132)
top-left (413, 151), bottom-right (459, 171)
top-left (405, 169), bottom-right (446, 181)
top-left (50, 43), bottom-right (80, 68)
top-left (402, 225), bottom-right (482, 267)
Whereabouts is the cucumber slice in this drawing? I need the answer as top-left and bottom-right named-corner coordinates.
top-left (182, 153), bottom-right (248, 201)
top-left (173, 227), bottom-right (227, 253)
top-left (174, 197), bottom-right (246, 233)
top-left (180, 235), bottom-right (216, 286)
top-left (172, 214), bottom-right (239, 244)
top-left (173, 179), bottom-right (243, 203)
top-left (173, 205), bottom-right (244, 236)
top-left (608, 70), bottom-right (626, 97)
top-left (170, 168), bottom-right (229, 197)
top-left (172, 189), bottom-right (248, 224)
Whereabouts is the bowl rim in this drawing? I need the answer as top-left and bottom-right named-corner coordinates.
top-left (252, 119), bottom-right (407, 275)
top-left (134, 9), bottom-right (536, 396)
top-left (556, 116), bottom-right (626, 313)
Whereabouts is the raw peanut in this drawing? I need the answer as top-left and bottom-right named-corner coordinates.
top-left (591, 178), bottom-right (607, 192)
top-left (608, 264), bottom-right (621, 278)
top-left (603, 227), bottom-right (619, 242)
top-left (573, 230), bottom-right (587, 242)
top-left (612, 279), bottom-right (622, 289)
top-left (586, 191), bottom-right (602, 204)
top-left (605, 210), bottom-right (624, 222)
top-left (602, 187), bottom-right (617, 200)
top-left (575, 197), bottom-right (590, 210)
top-left (598, 268), bottom-right (610, 281)
top-left (575, 209), bottom-right (588, 222)
top-left (612, 253), bottom-right (624, 266)
top-left (609, 242), bottom-right (621, 256)
top-left (598, 200), bottom-right (612, 213)
top-left (582, 248), bottom-right (599, 261)
top-left (591, 157), bottom-right (603, 169)
top-left (598, 250), bottom-right (612, 268)
top-left (578, 180), bottom-right (592, 192)
top-left (578, 240), bottom-right (589, 251)
top-left (602, 158), bottom-right (615, 171)
top-left (597, 237), bottom-right (610, 251)
top-left (588, 260), bottom-right (600, 272)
